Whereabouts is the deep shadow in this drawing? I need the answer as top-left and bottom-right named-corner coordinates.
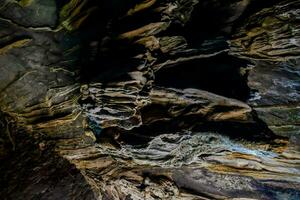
top-left (0, 131), bottom-right (96, 200)
top-left (154, 53), bottom-right (251, 101)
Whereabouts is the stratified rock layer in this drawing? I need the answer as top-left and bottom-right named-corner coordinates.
top-left (0, 0), bottom-right (299, 199)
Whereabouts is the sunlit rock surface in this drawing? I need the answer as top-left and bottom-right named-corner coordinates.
top-left (0, 0), bottom-right (299, 199)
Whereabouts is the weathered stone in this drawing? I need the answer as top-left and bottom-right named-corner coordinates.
top-left (230, 0), bottom-right (300, 138)
top-left (230, 0), bottom-right (300, 61)
top-left (0, 0), bottom-right (299, 199)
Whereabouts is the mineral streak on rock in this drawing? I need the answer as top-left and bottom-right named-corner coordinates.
top-left (230, 0), bottom-right (300, 138)
top-left (0, 0), bottom-right (300, 199)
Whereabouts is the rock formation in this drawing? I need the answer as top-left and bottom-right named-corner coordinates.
top-left (0, 0), bottom-right (299, 199)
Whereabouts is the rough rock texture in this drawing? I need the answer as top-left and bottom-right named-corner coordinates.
top-left (0, 0), bottom-right (299, 199)
top-left (230, 0), bottom-right (300, 138)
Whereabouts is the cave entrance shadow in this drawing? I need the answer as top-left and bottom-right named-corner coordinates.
top-left (154, 52), bottom-right (252, 102)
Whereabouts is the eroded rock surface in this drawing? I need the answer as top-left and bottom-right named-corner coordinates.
top-left (0, 0), bottom-right (299, 199)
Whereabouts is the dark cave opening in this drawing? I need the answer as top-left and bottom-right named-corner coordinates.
top-left (97, 99), bottom-right (277, 147)
top-left (79, 39), bottom-right (145, 83)
top-left (102, 114), bottom-right (276, 147)
top-left (154, 53), bottom-right (251, 101)
top-left (179, 2), bottom-right (235, 47)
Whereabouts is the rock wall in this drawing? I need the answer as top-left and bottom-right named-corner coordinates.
top-left (0, 0), bottom-right (299, 199)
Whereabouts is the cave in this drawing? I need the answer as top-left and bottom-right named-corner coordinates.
top-left (0, 0), bottom-right (300, 199)
top-left (154, 52), bottom-right (251, 101)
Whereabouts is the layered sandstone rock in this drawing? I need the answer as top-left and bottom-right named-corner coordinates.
top-left (0, 0), bottom-right (299, 199)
